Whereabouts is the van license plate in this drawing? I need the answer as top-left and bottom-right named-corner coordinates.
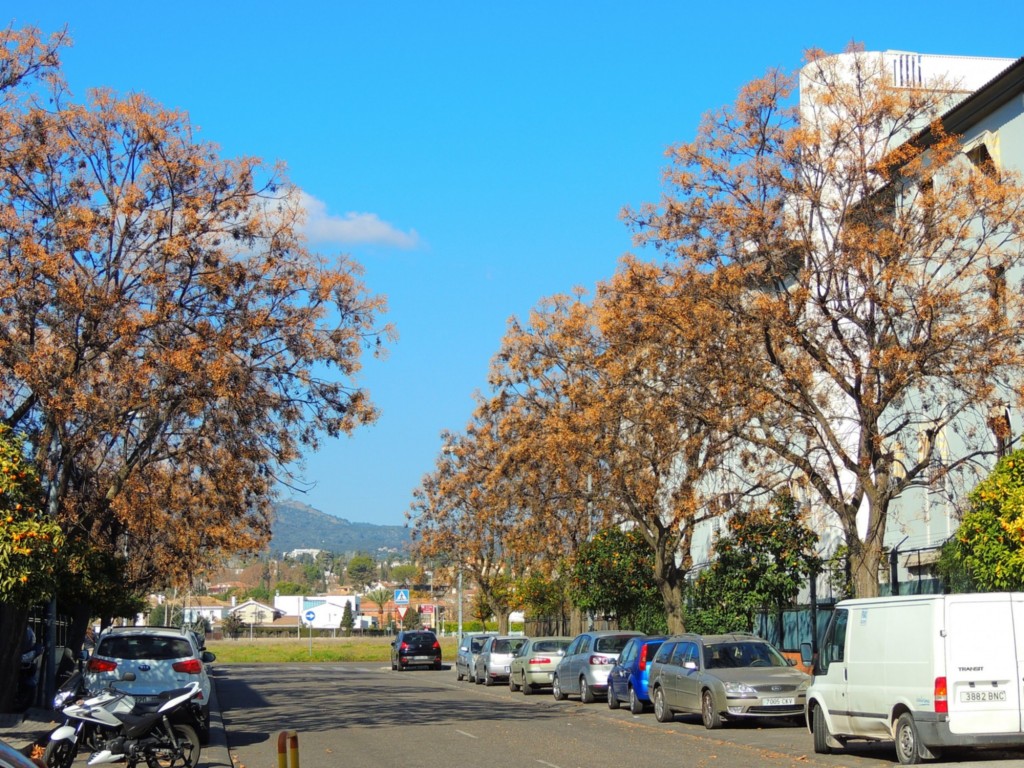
top-left (762, 697), bottom-right (795, 706)
top-left (960, 690), bottom-right (1007, 703)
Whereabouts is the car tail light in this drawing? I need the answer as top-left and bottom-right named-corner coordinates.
top-left (588, 654), bottom-right (615, 666)
top-left (528, 657), bottom-right (551, 665)
top-left (87, 657), bottom-right (117, 673)
top-left (639, 646), bottom-right (650, 672)
top-left (934, 677), bottom-right (948, 713)
top-left (172, 659), bottom-right (203, 674)
top-left (400, 642), bottom-right (410, 652)
top-left (432, 640), bottom-right (440, 650)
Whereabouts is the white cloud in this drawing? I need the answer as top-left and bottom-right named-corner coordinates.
top-left (298, 191), bottom-right (420, 249)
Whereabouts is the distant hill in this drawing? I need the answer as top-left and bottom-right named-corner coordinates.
top-left (269, 500), bottom-right (411, 556)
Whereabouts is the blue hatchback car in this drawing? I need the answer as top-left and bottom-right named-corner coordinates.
top-left (607, 635), bottom-right (667, 714)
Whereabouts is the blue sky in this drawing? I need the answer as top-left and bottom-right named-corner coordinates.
top-left (10, 2), bottom-right (1024, 527)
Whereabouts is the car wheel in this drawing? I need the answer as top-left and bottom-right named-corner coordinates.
top-left (607, 684), bottom-right (620, 709)
top-left (484, 672), bottom-right (493, 686)
top-left (552, 674), bottom-right (566, 701)
top-left (653, 686), bottom-right (673, 723)
top-left (509, 673), bottom-right (520, 692)
top-left (812, 705), bottom-right (832, 755)
top-left (391, 659), bottom-right (397, 671)
top-left (580, 676), bottom-right (595, 704)
top-left (469, 667), bottom-right (477, 684)
top-left (456, 664), bottom-right (463, 681)
top-left (895, 712), bottom-right (924, 765)
top-left (629, 686), bottom-right (644, 715)
top-left (522, 678), bottom-right (534, 696)
top-left (701, 689), bottom-right (722, 729)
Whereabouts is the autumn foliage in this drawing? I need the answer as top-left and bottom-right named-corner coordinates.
top-left (0, 25), bottom-right (391, 707)
top-left (413, 46), bottom-right (1024, 632)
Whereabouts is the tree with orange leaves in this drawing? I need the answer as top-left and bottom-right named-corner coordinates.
top-left (463, 256), bottom-right (761, 634)
top-left (0, 24), bottom-right (392, 702)
top-left (627, 47), bottom-right (1024, 597)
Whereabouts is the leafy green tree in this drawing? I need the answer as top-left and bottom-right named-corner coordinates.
top-left (0, 424), bottom-right (64, 712)
top-left (148, 604), bottom-right (166, 626)
top-left (519, 572), bottom-right (570, 622)
top-left (943, 449), bottom-right (1024, 591)
top-left (687, 494), bottom-right (819, 642)
top-left (569, 527), bottom-right (666, 633)
top-left (390, 564), bottom-right (419, 585)
top-left (221, 612), bottom-right (244, 640)
top-left (274, 581), bottom-right (305, 596)
top-left (346, 554), bottom-right (377, 589)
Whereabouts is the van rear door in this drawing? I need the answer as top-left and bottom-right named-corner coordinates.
top-left (945, 593), bottom-right (1022, 735)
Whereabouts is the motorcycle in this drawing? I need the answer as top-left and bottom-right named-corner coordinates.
top-left (44, 676), bottom-right (202, 768)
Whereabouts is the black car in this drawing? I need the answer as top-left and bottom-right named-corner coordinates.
top-left (390, 630), bottom-right (442, 670)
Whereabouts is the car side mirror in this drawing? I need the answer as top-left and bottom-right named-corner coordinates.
top-left (684, 661), bottom-right (697, 670)
top-left (799, 642), bottom-right (813, 667)
top-left (202, 651), bottom-right (216, 663)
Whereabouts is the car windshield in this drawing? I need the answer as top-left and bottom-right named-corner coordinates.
top-left (704, 641), bottom-right (787, 669)
top-left (594, 635), bottom-right (634, 654)
top-left (98, 635), bottom-right (193, 661)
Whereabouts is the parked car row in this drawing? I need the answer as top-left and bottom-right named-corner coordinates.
top-left (453, 628), bottom-right (810, 731)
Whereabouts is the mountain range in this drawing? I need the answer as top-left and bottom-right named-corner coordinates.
top-left (269, 500), bottom-right (411, 556)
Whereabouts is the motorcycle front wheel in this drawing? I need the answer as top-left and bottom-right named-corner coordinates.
top-left (140, 723), bottom-right (201, 768)
top-left (42, 739), bottom-right (77, 768)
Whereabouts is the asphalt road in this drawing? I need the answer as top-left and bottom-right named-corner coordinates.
top-left (213, 663), bottom-right (1024, 768)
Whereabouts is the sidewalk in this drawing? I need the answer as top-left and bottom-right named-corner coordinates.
top-left (0, 706), bottom-right (56, 757)
top-left (0, 679), bottom-right (232, 767)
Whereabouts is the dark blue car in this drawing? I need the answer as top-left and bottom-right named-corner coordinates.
top-left (607, 635), bottom-right (667, 714)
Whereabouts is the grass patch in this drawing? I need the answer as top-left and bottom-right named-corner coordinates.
top-left (206, 635), bottom-right (460, 664)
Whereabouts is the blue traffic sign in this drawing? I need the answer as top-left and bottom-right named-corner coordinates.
top-left (304, 610), bottom-right (316, 622)
top-left (394, 589), bottom-right (409, 605)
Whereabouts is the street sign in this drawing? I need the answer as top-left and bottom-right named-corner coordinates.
top-left (394, 589), bottom-right (409, 605)
top-left (397, 605), bottom-right (408, 619)
top-left (420, 604), bottom-right (434, 614)
top-left (304, 610), bottom-right (316, 622)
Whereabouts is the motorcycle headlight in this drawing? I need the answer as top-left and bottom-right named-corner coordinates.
top-left (52, 689), bottom-right (74, 709)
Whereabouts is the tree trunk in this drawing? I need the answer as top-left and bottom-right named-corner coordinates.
top-left (0, 603), bottom-right (30, 713)
top-left (848, 533), bottom-right (883, 598)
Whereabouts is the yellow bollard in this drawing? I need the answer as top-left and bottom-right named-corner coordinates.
top-left (276, 731), bottom-right (299, 768)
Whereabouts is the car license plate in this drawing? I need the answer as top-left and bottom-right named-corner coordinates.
top-left (412, 655), bottom-right (432, 661)
top-left (503, 665), bottom-right (510, 673)
top-left (960, 690), bottom-right (1007, 703)
top-left (762, 697), bottom-right (795, 706)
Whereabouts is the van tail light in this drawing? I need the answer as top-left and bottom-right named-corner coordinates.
top-left (172, 659), bottom-right (203, 675)
top-left (87, 657), bottom-right (117, 673)
top-left (934, 677), bottom-right (948, 713)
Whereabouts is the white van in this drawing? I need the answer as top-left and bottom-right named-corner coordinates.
top-left (802, 592), bottom-right (1024, 765)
